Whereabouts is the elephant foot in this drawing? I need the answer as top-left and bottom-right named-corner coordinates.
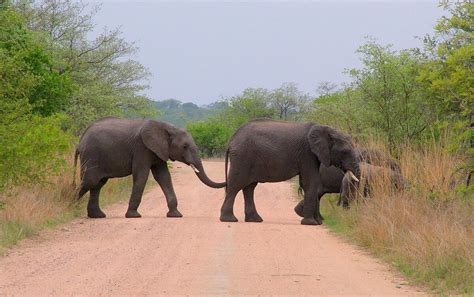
top-left (125, 210), bottom-right (142, 218)
top-left (245, 213), bottom-right (263, 223)
top-left (87, 209), bottom-right (106, 218)
top-left (301, 217), bottom-right (321, 226)
top-left (166, 209), bottom-right (183, 218)
top-left (317, 213), bottom-right (325, 221)
top-left (220, 213), bottom-right (238, 222)
top-left (294, 202), bottom-right (304, 217)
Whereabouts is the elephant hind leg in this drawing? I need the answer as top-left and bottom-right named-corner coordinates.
top-left (294, 193), bottom-right (325, 221)
top-left (220, 165), bottom-right (249, 222)
top-left (220, 186), bottom-right (240, 222)
top-left (243, 182), bottom-right (263, 223)
top-left (87, 178), bottom-right (108, 218)
top-left (125, 167), bottom-right (150, 218)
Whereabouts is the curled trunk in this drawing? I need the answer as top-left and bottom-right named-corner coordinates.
top-left (193, 159), bottom-right (226, 188)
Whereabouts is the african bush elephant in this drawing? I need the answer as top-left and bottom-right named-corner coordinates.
top-left (293, 148), bottom-right (401, 216)
top-left (338, 162), bottom-right (408, 207)
top-left (221, 119), bottom-right (360, 226)
top-left (74, 117), bottom-right (225, 218)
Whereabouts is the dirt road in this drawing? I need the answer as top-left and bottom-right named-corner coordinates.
top-left (0, 161), bottom-right (422, 295)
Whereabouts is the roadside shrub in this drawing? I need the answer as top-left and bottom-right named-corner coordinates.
top-left (187, 119), bottom-right (234, 157)
top-left (0, 114), bottom-right (72, 192)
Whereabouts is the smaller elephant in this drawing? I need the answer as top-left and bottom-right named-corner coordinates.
top-left (294, 147), bottom-right (400, 217)
top-left (338, 162), bottom-right (408, 208)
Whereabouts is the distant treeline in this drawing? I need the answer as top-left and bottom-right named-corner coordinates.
top-left (152, 99), bottom-right (227, 127)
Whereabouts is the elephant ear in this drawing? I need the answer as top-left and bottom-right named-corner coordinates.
top-left (140, 120), bottom-right (170, 161)
top-left (307, 125), bottom-right (331, 167)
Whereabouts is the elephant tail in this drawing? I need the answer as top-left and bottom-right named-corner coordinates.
top-left (72, 148), bottom-right (80, 188)
top-left (224, 148), bottom-right (229, 194)
top-left (297, 178), bottom-right (304, 197)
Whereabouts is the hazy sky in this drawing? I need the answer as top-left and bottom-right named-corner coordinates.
top-left (90, 1), bottom-right (444, 104)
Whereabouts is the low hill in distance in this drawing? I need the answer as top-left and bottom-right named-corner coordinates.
top-left (152, 99), bottom-right (227, 127)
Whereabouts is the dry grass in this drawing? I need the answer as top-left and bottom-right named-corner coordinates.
top-left (322, 139), bottom-right (474, 294)
top-left (0, 158), bottom-right (132, 252)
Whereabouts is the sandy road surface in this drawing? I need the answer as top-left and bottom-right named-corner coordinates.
top-left (0, 161), bottom-right (423, 296)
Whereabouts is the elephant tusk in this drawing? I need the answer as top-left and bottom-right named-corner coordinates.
top-left (190, 164), bottom-right (200, 173)
top-left (347, 170), bottom-right (360, 182)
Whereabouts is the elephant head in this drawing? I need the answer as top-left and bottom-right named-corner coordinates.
top-left (307, 125), bottom-right (361, 183)
top-left (140, 120), bottom-right (225, 188)
top-left (339, 163), bottom-right (409, 207)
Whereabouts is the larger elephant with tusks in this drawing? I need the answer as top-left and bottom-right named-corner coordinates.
top-left (221, 119), bottom-right (361, 225)
top-left (74, 117), bottom-right (225, 218)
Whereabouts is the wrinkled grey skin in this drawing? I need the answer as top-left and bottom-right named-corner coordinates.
top-left (74, 117), bottom-right (225, 219)
top-left (294, 148), bottom-right (401, 217)
top-left (221, 119), bottom-right (360, 226)
top-left (339, 162), bottom-right (408, 207)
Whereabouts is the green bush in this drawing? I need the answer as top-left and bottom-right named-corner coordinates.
top-left (187, 120), bottom-right (234, 157)
top-left (0, 114), bottom-right (72, 192)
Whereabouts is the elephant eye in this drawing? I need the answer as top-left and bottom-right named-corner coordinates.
top-left (183, 143), bottom-right (188, 149)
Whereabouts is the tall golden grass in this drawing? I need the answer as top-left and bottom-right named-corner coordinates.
top-left (322, 138), bottom-right (473, 294)
top-left (0, 157), bottom-right (132, 252)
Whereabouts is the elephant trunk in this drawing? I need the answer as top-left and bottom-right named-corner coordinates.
top-left (192, 159), bottom-right (226, 189)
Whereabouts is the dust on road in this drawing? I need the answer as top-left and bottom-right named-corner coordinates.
top-left (0, 161), bottom-right (423, 295)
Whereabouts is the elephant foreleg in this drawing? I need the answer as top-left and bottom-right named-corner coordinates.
top-left (125, 168), bottom-right (150, 218)
top-left (151, 163), bottom-right (182, 218)
top-left (243, 182), bottom-right (263, 222)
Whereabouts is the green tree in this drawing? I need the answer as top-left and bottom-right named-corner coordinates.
top-left (270, 82), bottom-right (310, 121)
top-left (0, 7), bottom-right (73, 116)
top-left (13, 0), bottom-right (156, 133)
top-left (419, 2), bottom-right (473, 149)
top-left (310, 40), bottom-right (432, 152)
top-left (308, 86), bottom-right (368, 137)
top-left (0, 7), bottom-right (72, 191)
top-left (223, 88), bottom-right (276, 127)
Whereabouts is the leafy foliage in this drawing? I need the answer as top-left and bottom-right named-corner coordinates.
top-left (0, 7), bottom-right (74, 115)
top-left (187, 119), bottom-right (233, 157)
top-left (309, 41), bottom-right (433, 153)
top-left (12, 0), bottom-right (157, 134)
top-left (0, 114), bottom-right (72, 192)
top-left (0, 1), bottom-right (155, 191)
top-left (418, 3), bottom-right (473, 153)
